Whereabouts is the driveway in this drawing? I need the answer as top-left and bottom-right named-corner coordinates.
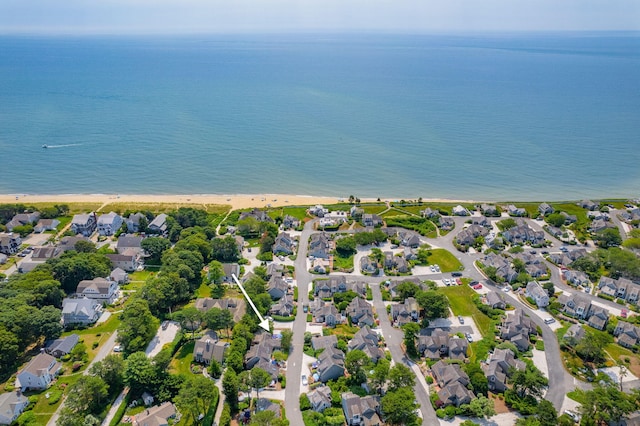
top-left (145, 321), bottom-right (179, 358)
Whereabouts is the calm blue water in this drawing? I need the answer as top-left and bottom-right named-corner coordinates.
top-left (0, 33), bottom-right (639, 201)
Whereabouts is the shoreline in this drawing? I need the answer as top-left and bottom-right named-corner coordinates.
top-left (0, 193), bottom-right (483, 210)
top-left (0, 193), bottom-right (635, 211)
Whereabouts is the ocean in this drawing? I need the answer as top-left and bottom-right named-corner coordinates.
top-left (0, 33), bottom-right (638, 201)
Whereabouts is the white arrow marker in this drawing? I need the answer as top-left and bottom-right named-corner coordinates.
top-left (232, 273), bottom-right (270, 331)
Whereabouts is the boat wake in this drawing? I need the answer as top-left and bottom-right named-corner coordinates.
top-left (42, 143), bottom-right (84, 149)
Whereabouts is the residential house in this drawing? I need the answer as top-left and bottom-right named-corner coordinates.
top-left (538, 203), bottom-right (554, 216)
top-left (273, 232), bottom-right (295, 255)
top-left (70, 213), bottom-right (97, 236)
top-left (16, 353), bottom-right (61, 391)
top-left (317, 346), bottom-right (346, 383)
top-left (255, 398), bottom-right (281, 418)
top-left (438, 216), bottom-right (455, 231)
top-left (590, 219), bottom-right (615, 233)
top-left (507, 205), bottom-right (527, 217)
top-left (0, 391), bottom-right (29, 425)
top-left (311, 335), bottom-right (338, 352)
top-left (480, 204), bottom-right (499, 216)
top-left (307, 386), bottom-right (332, 413)
top-left (471, 216), bottom-right (490, 228)
top-left (311, 300), bottom-right (342, 327)
top-left (76, 277), bottom-right (119, 304)
top-left (283, 215), bottom-right (301, 229)
top-left (147, 214), bottom-right (168, 234)
top-left (399, 231), bottom-right (421, 248)
top-left (348, 326), bottom-right (384, 362)
top-left (110, 267), bottom-right (129, 284)
top-left (383, 251), bottom-right (409, 273)
top-left (391, 297), bottom-right (420, 326)
top-left (452, 205), bottom-right (470, 216)
top-left (345, 297), bottom-right (375, 327)
top-left (314, 276), bottom-right (348, 298)
top-left (341, 392), bottom-right (381, 426)
top-left (309, 205), bottom-right (329, 217)
top-left (0, 254), bottom-right (6, 265)
top-left (484, 348), bottom-right (525, 393)
top-left (586, 306), bottom-right (609, 331)
top-left (456, 225), bottom-right (488, 246)
top-left (560, 211), bottom-right (577, 224)
top-left (481, 253), bottom-right (518, 283)
top-left (34, 218), bottom-right (60, 233)
top-left (222, 263), bottom-right (240, 282)
top-left (525, 281), bottom-right (549, 307)
top-left (270, 295), bottom-right (295, 317)
top-left (106, 253), bottom-right (139, 272)
top-left (5, 212), bottom-right (40, 232)
top-left (512, 252), bottom-right (541, 265)
top-left (61, 297), bottom-right (102, 326)
top-left (501, 309), bottom-right (537, 351)
top-left (45, 334), bottom-right (80, 358)
top-left (267, 276), bottom-right (289, 300)
top-left (421, 208), bottom-right (440, 219)
top-left (431, 360), bottom-right (475, 407)
top-left (418, 329), bottom-right (451, 360)
top-left (0, 233), bottom-right (21, 255)
top-left (485, 291), bottom-right (506, 310)
top-left (448, 337), bottom-right (469, 360)
top-left (525, 263), bottom-right (548, 278)
top-left (557, 294), bottom-right (591, 320)
top-left (125, 212), bottom-right (147, 233)
top-left (57, 235), bottom-right (90, 252)
top-left (614, 322), bottom-right (640, 349)
top-left (194, 298), bottom-right (246, 323)
top-left (116, 235), bottom-right (144, 255)
top-left (360, 256), bottom-right (378, 274)
top-left (97, 212), bottom-right (123, 236)
top-left (580, 200), bottom-right (600, 211)
top-left (615, 278), bottom-right (640, 304)
top-left (587, 211), bottom-right (610, 221)
top-left (239, 208), bottom-right (273, 222)
top-left (131, 402), bottom-right (177, 426)
top-left (563, 324), bottom-right (586, 346)
top-left (362, 214), bottom-right (383, 227)
top-left (309, 233), bottom-right (332, 259)
top-left (502, 221), bottom-right (545, 246)
top-left (266, 263), bottom-right (285, 279)
top-left (244, 333), bottom-right (281, 380)
top-left (564, 270), bottom-right (590, 287)
top-left (388, 278), bottom-right (423, 299)
top-left (31, 246), bottom-right (62, 261)
top-left (193, 331), bottom-right (219, 365)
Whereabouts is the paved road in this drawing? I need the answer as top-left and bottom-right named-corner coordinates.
top-left (283, 219), bottom-right (316, 426)
top-left (48, 331), bottom-right (119, 426)
top-left (371, 283), bottom-right (438, 425)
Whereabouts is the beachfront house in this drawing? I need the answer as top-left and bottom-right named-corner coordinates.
top-left (71, 213), bottom-right (97, 236)
top-left (97, 212), bottom-right (123, 236)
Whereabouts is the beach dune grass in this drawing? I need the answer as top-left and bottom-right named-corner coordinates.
top-left (102, 202), bottom-right (230, 215)
top-left (26, 202), bottom-right (103, 214)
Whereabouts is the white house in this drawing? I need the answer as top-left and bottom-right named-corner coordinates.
top-left (16, 353), bottom-right (61, 391)
top-left (0, 391), bottom-right (29, 424)
top-left (76, 277), bottom-right (119, 304)
top-left (525, 281), bottom-right (549, 308)
top-left (71, 213), bottom-right (97, 236)
top-left (97, 212), bottom-right (123, 236)
top-left (61, 297), bottom-right (102, 326)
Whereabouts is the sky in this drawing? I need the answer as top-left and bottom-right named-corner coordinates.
top-left (0, 0), bottom-right (639, 34)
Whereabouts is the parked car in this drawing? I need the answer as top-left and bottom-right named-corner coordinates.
top-left (458, 315), bottom-right (464, 324)
top-left (544, 318), bottom-right (556, 324)
top-left (470, 281), bottom-right (479, 286)
top-left (113, 345), bottom-right (122, 352)
top-left (530, 250), bottom-right (537, 254)
top-left (162, 321), bottom-right (169, 330)
top-left (502, 286), bottom-right (510, 293)
top-left (472, 284), bottom-right (483, 290)
top-left (455, 278), bottom-right (462, 285)
top-left (302, 375), bottom-right (308, 386)
top-left (452, 272), bottom-right (462, 277)
top-left (465, 333), bottom-right (473, 343)
top-left (621, 309), bottom-right (628, 318)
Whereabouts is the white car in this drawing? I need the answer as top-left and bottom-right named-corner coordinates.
top-left (502, 286), bottom-right (510, 293)
top-left (113, 345), bottom-right (123, 352)
top-left (301, 375), bottom-right (308, 386)
top-left (544, 318), bottom-right (556, 324)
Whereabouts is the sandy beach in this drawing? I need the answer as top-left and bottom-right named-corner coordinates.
top-left (0, 193), bottom-right (476, 211)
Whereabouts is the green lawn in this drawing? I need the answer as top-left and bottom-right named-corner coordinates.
top-left (440, 286), bottom-right (492, 335)
top-left (170, 341), bottom-right (195, 375)
top-left (281, 206), bottom-right (312, 220)
top-left (425, 249), bottom-right (463, 272)
top-left (360, 204), bottom-right (388, 214)
top-left (196, 283), bottom-right (212, 298)
top-left (332, 254), bottom-right (354, 272)
top-left (27, 202), bottom-right (103, 214)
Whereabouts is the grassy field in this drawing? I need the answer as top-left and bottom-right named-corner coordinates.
top-left (333, 254), bottom-right (354, 272)
top-left (605, 343), bottom-right (640, 378)
top-left (26, 202), bottom-right (103, 214)
top-left (360, 204), bottom-right (388, 214)
top-left (196, 283), bottom-right (212, 298)
top-left (102, 202), bottom-right (230, 215)
top-left (425, 248), bottom-right (463, 272)
top-left (170, 341), bottom-right (196, 375)
top-left (326, 324), bottom-right (359, 339)
top-left (440, 286), bottom-right (492, 335)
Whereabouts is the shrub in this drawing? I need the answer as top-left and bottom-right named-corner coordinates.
top-left (426, 376), bottom-right (434, 384)
top-left (72, 362), bottom-right (83, 372)
top-left (47, 390), bottom-right (63, 405)
top-left (300, 394), bottom-right (311, 411)
top-left (220, 403), bottom-right (232, 426)
top-left (92, 341), bottom-right (99, 349)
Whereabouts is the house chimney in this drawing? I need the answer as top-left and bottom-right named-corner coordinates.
top-left (206, 340), bottom-right (210, 351)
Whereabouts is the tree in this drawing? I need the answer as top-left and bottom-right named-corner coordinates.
top-left (464, 362), bottom-right (489, 396)
top-left (208, 359), bottom-right (222, 379)
top-left (578, 380), bottom-right (637, 425)
top-left (280, 329), bottom-right (293, 354)
top-left (381, 388), bottom-right (419, 425)
top-left (205, 308), bottom-right (234, 338)
top-left (117, 298), bottom-right (158, 354)
top-left (244, 367), bottom-right (272, 401)
top-left (123, 352), bottom-right (157, 396)
top-left (345, 349), bottom-right (369, 385)
top-left (70, 342), bottom-right (87, 361)
top-left (90, 354), bottom-right (125, 394)
top-left (249, 410), bottom-right (289, 426)
top-left (141, 237), bottom-right (172, 264)
top-left (575, 331), bottom-right (611, 364)
top-left (535, 400), bottom-right (558, 426)
top-left (595, 228), bottom-right (622, 248)
top-left (509, 363), bottom-right (548, 399)
top-left (415, 290), bottom-right (449, 319)
top-left (461, 395), bottom-right (495, 418)
top-left (542, 282), bottom-right (555, 298)
top-left (74, 240), bottom-right (96, 253)
top-left (388, 364), bottom-right (415, 392)
top-left (222, 368), bottom-right (240, 412)
top-left (207, 260), bottom-right (225, 284)
top-left (175, 306), bottom-right (202, 338)
top-left (335, 236), bottom-right (356, 257)
top-left (395, 281), bottom-right (420, 299)
top-left (175, 375), bottom-right (218, 425)
top-left (211, 235), bottom-right (240, 262)
top-left (0, 327), bottom-right (19, 381)
top-left (402, 323), bottom-right (420, 357)
top-left (49, 252), bottom-right (112, 293)
top-left (369, 357), bottom-right (390, 394)
top-left (545, 213), bottom-right (566, 228)
top-left (65, 375), bottom-right (109, 415)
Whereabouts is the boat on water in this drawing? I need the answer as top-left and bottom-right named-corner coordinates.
top-left (42, 144), bottom-right (48, 148)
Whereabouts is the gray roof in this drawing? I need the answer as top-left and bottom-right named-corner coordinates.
top-left (45, 334), bottom-right (80, 357)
